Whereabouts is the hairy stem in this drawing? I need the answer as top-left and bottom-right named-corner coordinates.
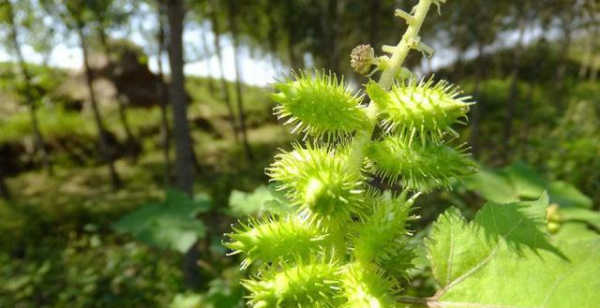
top-left (346, 0), bottom-right (434, 173)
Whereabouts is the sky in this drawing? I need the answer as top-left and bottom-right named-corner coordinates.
top-left (0, 4), bottom-right (552, 88)
top-left (0, 26), bottom-right (280, 87)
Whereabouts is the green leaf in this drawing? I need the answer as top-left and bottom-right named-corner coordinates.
top-left (113, 189), bottom-right (210, 253)
top-left (170, 293), bottom-right (202, 308)
top-left (424, 194), bottom-right (600, 308)
top-left (228, 186), bottom-right (273, 217)
top-left (462, 166), bottom-right (516, 203)
top-left (462, 163), bottom-right (592, 208)
top-left (548, 181), bottom-right (593, 208)
top-left (501, 162), bottom-right (547, 199)
top-left (553, 222), bottom-right (599, 242)
top-left (559, 208), bottom-right (600, 231)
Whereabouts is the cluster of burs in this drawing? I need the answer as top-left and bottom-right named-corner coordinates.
top-left (225, 2), bottom-right (476, 307)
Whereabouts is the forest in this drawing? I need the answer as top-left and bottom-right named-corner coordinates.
top-left (0, 0), bottom-right (599, 307)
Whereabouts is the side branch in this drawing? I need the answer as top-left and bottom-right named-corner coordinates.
top-left (345, 0), bottom-right (435, 173)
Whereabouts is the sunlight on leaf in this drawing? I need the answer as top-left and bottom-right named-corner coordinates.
top-left (425, 195), bottom-right (600, 308)
top-left (112, 189), bottom-right (210, 253)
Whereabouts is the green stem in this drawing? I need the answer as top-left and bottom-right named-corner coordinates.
top-left (329, 226), bottom-right (347, 261)
top-left (346, 0), bottom-right (434, 173)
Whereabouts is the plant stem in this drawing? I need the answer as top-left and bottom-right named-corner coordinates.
top-left (346, 0), bottom-right (434, 173)
top-left (329, 226), bottom-right (347, 261)
top-left (398, 296), bottom-right (437, 307)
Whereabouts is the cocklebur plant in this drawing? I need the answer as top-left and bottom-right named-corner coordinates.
top-left (225, 0), bottom-right (600, 307)
top-left (225, 0), bottom-right (469, 306)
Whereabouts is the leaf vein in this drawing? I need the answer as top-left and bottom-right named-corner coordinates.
top-left (446, 221), bottom-right (455, 286)
top-left (435, 213), bottom-right (526, 299)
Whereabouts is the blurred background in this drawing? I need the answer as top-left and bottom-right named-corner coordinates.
top-left (0, 0), bottom-right (598, 307)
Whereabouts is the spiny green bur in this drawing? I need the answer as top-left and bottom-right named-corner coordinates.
top-left (225, 0), bottom-right (481, 307)
top-left (366, 135), bottom-right (478, 191)
top-left (272, 70), bottom-right (368, 139)
top-left (366, 79), bottom-right (472, 140)
top-left (225, 216), bottom-right (328, 269)
top-left (267, 144), bottom-right (364, 227)
top-left (350, 192), bottom-right (417, 265)
top-left (340, 263), bottom-right (400, 308)
top-left (243, 263), bottom-right (342, 308)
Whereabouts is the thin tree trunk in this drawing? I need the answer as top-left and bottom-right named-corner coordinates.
top-left (584, 11), bottom-right (599, 82)
top-left (116, 96), bottom-right (137, 160)
top-left (227, 3), bottom-right (254, 161)
top-left (519, 83), bottom-right (535, 160)
top-left (469, 42), bottom-right (485, 158)
top-left (157, 0), bottom-right (172, 187)
top-left (453, 25), bottom-right (467, 81)
top-left (555, 17), bottom-right (573, 96)
top-left (97, 29), bottom-right (139, 161)
top-left (76, 24), bottom-right (121, 189)
top-left (208, 6), bottom-right (240, 143)
top-left (321, 0), bottom-right (335, 72)
top-left (324, 0), bottom-right (346, 74)
top-left (7, 2), bottom-right (52, 176)
top-left (578, 38), bottom-right (593, 80)
top-left (502, 17), bottom-right (526, 162)
top-left (591, 55), bottom-right (599, 82)
top-left (287, 38), bottom-right (298, 69)
top-left (0, 167), bottom-right (9, 200)
top-left (200, 30), bottom-right (216, 96)
top-left (266, 12), bottom-right (280, 72)
top-left (284, 7), bottom-right (299, 69)
top-left (166, 0), bottom-right (201, 289)
top-left (334, 0), bottom-right (346, 73)
top-left (369, 0), bottom-right (381, 49)
top-left (166, 0), bottom-right (195, 195)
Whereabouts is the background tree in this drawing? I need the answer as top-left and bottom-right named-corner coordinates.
top-left (196, 0), bottom-right (240, 143)
top-left (165, 0), bottom-right (194, 196)
top-left (89, 0), bottom-right (140, 161)
top-left (41, 0), bottom-right (123, 189)
top-left (165, 0), bottom-right (202, 289)
top-left (501, 1), bottom-right (535, 162)
top-left (1, 0), bottom-right (53, 175)
top-left (155, 0), bottom-right (172, 187)
top-left (225, 0), bottom-right (253, 161)
top-left (0, 167), bottom-right (9, 200)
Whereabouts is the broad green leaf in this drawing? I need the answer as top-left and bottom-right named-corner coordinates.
top-left (170, 293), bottom-right (202, 308)
top-left (501, 162), bottom-right (547, 199)
top-left (462, 167), bottom-right (516, 203)
top-left (548, 181), bottom-right (593, 208)
top-left (424, 194), bottom-right (600, 308)
top-left (228, 186), bottom-right (272, 217)
top-left (113, 189), bottom-right (210, 253)
top-left (553, 222), bottom-right (599, 242)
top-left (559, 207), bottom-right (600, 231)
top-left (462, 163), bottom-right (592, 208)
top-left (228, 184), bottom-right (292, 217)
